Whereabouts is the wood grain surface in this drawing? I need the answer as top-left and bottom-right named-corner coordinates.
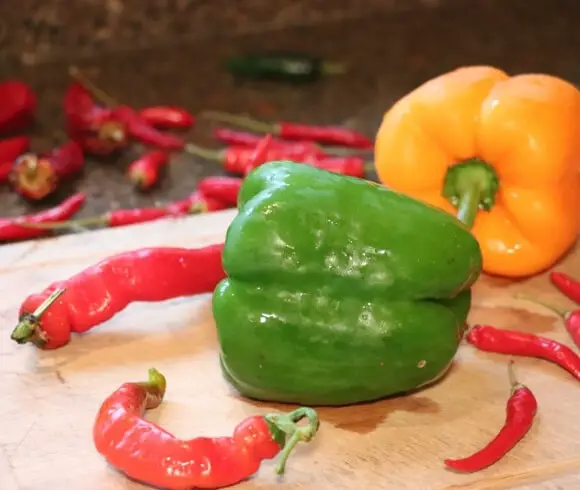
top-left (0, 210), bottom-right (578, 490)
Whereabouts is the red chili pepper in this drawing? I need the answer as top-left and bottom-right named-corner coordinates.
top-left (309, 156), bottom-right (367, 178)
top-left (64, 82), bottom-right (128, 156)
top-left (10, 243), bottom-right (226, 349)
top-left (166, 191), bottom-right (231, 215)
top-left (138, 106), bottom-right (195, 130)
top-left (550, 271), bottom-right (580, 304)
top-left (10, 141), bottom-right (85, 201)
top-left (113, 106), bottom-right (186, 151)
top-left (94, 368), bottom-right (319, 489)
top-left (0, 80), bottom-right (37, 134)
top-left (466, 324), bottom-right (580, 380)
top-left (0, 193), bottom-right (85, 243)
top-left (197, 177), bottom-right (242, 206)
top-left (127, 150), bottom-right (169, 191)
top-left (185, 135), bottom-right (307, 175)
top-left (0, 136), bottom-right (30, 183)
top-left (444, 361), bottom-right (537, 473)
top-left (516, 294), bottom-right (580, 349)
top-left (202, 111), bottom-right (373, 149)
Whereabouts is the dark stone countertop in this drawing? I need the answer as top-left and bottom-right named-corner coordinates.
top-left (1, 0), bottom-right (579, 226)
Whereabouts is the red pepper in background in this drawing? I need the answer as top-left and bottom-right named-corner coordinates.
top-left (197, 176), bottom-right (242, 206)
top-left (138, 106), bottom-right (195, 130)
top-left (516, 294), bottom-right (580, 349)
top-left (10, 141), bottom-right (85, 201)
top-left (10, 243), bottom-right (226, 349)
top-left (0, 80), bottom-right (37, 134)
top-left (466, 324), bottom-right (580, 381)
top-left (184, 136), bottom-right (312, 175)
top-left (203, 111), bottom-right (373, 149)
top-left (93, 368), bottom-right (319, 489)
top-left (113, 105), bottom-right (185, 151)
top-left (127, 150), bottom-right (169, 191)
top-left (166, 191), bottom-right (230, 215)
top-left (444, 361), bottom-right (537, 473)
top-left (550, 272), bottom-right (580, 304)
top-left (309, 156), bottom-right (367, 178)
top-left (0, 136), bottom-right (30, 183)
top-left (64, 82), bottom-right (128, 156)
top-left (0, 193), bottom-right (85, 243)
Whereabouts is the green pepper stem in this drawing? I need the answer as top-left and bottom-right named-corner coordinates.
top-left (507, 360), bottom-right (524, 394)
top-left (321, 61), bottom-right (347, 76)
top-left (455, 183), bottom-right (481, 229)
top-left (139, 368), bottom-right (167, 409)
top-left (183, 143), bottom-right (224, 162)
top-left (199, 111), bottom-right (275, 134)
top-left (514, 293), bottom-right (569, 319)
top-left (69, 65), bottom-right (118, 107)
top-left (10, 288), bottom-right (66, 344)
top-left (265, 406), bottom-right (320, 475)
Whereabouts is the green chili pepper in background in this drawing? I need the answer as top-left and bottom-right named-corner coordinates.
top-left (212, 161), bottom-right (483, 406)
top-left (225, 52), bottom-right (346, 83)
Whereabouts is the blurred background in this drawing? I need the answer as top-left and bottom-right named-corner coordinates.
top-left (0, 0), bottom-right (578, 222)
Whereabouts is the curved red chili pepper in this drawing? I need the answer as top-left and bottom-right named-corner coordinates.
top-left (277, 121), bottom-right (372, 149)
top-left (197, 177), bottom-right (242, 206)
top-left (94, 368), bottom-right (319, 489)
top-left (0, 193), bottom-right (85, 243)
top-left (0, 80), bottom-right (37, 133)
top-left (127, 150), bottom-right (169, 191)
top-left (445, 361), bottom-right (537, 473)
top-left (10, 243), bottom-right (226, 349)
top-left (466, 324), bottom-right (580, 380)
top-left (138, 106), bottom-right (195, 130)
top-left (550, 272), bottom-right (580, 304)
top-left (113, 106), bottom-right (185, 151)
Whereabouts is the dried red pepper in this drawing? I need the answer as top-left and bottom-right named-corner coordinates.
top-left (10, 141), bottom-right (85, 200)
top-left (138, 106), bottom-right (195, 130)
top-left (10, 243), bottom-right (226, 349)
top-left (466, 324), bottom-right (580, 381)
top-left (166, 191), bottom-right (230, 215)
top-left (445, 361), bottom-right (537, 473)
top-left (64, 81), bottom-right (128, 156)
top-left (203, 111), bottom-right (373, 149)
top-left (516, 294), bottom-right (580, 349)
top-left (185, 136), bottom-right (311, 175)
top-left (0, 80), bottom-right (37, 134)
top-left (0, 193), bottom-right (85, 243)
top-left (127, 150), bottom-right (169, 191)
top-left (68, 67), bottom-right (185, 151)
top-left (197, 176), bottom-right (243, 206)
top-left (309, 156), bottom-right (367, 178)
top-left (0, 136), bottom-right (30, 183)
top-left (94, 368), bottom-right (319, 489)
top-left (550, 271), bottom-right (580, 304)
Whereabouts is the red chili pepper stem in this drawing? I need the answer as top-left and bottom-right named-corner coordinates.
top-left (202, 110), bottom-right (274, 133)
top-left (10, 288), bottom-right (66, 346)
top-left (183, 142), bottom-right (223, 161)
top-left (265, 406), bottom-right (319, 475)
top-left (507, 360), bottom-right (522, 393)
top-left (68, 66), bottom-right (118, 107)
top-left (140, 367), bottom-right (167, 408)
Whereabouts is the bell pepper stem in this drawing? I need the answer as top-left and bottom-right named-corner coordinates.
top-left (10, 288), bottom-right (66, 344)
top-left (455, 183), bottom-right (481, 229)
top-left (265, 406), bottom-right (320, 475)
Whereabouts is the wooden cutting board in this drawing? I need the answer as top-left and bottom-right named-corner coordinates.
top-left (1, 210), bottom-right (579, 490)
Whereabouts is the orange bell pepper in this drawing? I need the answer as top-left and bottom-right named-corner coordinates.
top-left (374, 65), bottom-right (580, 278)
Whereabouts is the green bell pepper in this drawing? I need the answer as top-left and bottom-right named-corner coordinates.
top-left (213, 161), bottom-right (482, 406)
